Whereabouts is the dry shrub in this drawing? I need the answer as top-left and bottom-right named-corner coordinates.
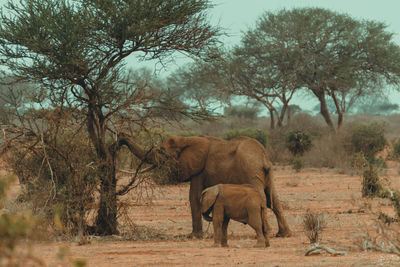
top-left (266, 130), bottom-right (289, 163)
top-left (117, 204), bottom-right (168, 241)
top-left (291, 156), bottom-right (304, 172)
top-left (346, 122), bottom-right (387, 163)
top-left (391, 139), bottom-right (400, 160)
top-left (222, 128), bottom-right (267, 147)
top-left (302, 133), bottom-right (353, 171)
top-left (362, 165), bottom-right (385, 198)
top-left (151, 156), bottom-right (180, 185)
top-left (0, 174), bottom-right (43, 266)
top-left (268, 113), bottom-right (326, 164)
top-left (303, 209), bottom-right (326, 244)
top-left (5, 129), bottom-right (98, 237)
top-left (355, 199), bottom-right (400, 255)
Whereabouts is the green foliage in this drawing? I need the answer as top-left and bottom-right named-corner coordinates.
top-left (361, 165), bottom-right (385, 198)
top-left (349, 122), bottom-right (387, 163)
top-left (235, 7), bottom-right (400, 131)
top-left (222, 128), bottom-right (267, 147)
top-left (285, 130), bottom-right (312, 156)
top-left (291, 157), bottom-right (304, 172)
top-left (392, 139), bottom-right (400, 160)
top-left (177, 130), bottom-right (200, 137)
top-left (0, 0), bottom-right (219, 236)
top-left (224, 105), bottom-right (260, 120)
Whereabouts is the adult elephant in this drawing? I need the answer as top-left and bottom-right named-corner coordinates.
top-left (119, 134), bottom-right (291, 238)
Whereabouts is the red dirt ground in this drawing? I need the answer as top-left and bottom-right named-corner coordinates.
top-left (4, 162), bottom-right (400, 266)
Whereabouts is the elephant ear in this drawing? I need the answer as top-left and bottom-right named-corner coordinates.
top-left (176, 136), bottom-right (210, 180)
top-left (200, 185), bottom-right (221, 214)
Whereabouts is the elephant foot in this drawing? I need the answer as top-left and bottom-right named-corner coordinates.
top-left (187, 231), bottom-right (203, 239)
top-left (275, 229), bottom-right (292, 238)
top-left (212, 243), bottom-right (222, 248)
top-left (254, 242), bottom-right (266, 248)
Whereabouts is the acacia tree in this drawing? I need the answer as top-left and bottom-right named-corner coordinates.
top-left (227, 44), bottom-right (301, 129)
top-left (234, 8), bottom-right (400, 132)
top-left (0, 0), bottom-right (219, 235)
top-left (167, 61), bottom-right (229, 112)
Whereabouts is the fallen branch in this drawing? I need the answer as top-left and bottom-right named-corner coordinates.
top-left (305, 242), bottom-right (348, 256)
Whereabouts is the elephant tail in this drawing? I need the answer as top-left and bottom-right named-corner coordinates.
top-left (263, 166), bottom-right (274, 210)
top-left (200, 185), bottom-right (220, 222)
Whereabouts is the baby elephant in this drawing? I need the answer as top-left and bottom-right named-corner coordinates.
top-left (200, 184), bottom-right (270, 248)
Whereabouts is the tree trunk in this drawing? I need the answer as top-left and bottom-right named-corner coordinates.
top-left (95, 158), bottom-right (118, 235)
top-left (277, 103), bottom-right (288, 128)
top-left (93, 133), bottom-right (156, 235)
top-left (330, 91), bottom-right (344, 131)
top-left (269, 109), bottom-right (275, 130)
top-left (313, 89), bottom-right (336, 133)
top-left (287, 107), bottom-right (292, 126)
top-left (86, 101), bottom-right (119, 235)
top-left (337, 112), bottom-right (344, 131)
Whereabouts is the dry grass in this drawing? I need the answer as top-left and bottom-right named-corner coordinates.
top-left (303, 209), bottom-right (326, 244)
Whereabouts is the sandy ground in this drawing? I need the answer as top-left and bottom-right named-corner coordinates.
top-left (4, 162), bottom-right (400, 266)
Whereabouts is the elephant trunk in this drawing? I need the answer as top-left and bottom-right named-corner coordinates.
top-left (117, 132), bottom-right (161, 166)
top-left (202, 208), bottom-right (213, 222)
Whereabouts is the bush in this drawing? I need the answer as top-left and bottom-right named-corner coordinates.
top-left (6, 129), bottom-right (98, 236)
top-left (303, 210), bottom-right (326, 244)
top-left (392, 139), bottom-right (400, 160)
top-left (223, 105), bottom-right (260, 120)
top-left (285, 130), bottom-right (312, 156)
top-left (348, 122), bottom-right (387, 162)
top-left (177, 130), bottom-right (200, 137)
top-left (302, 133), bottom-right (354, 171)
top-left (291, 157), bottom-right (304, 172)
top-left (362, 165), bottom-right (385, 198)
top-left (222, 128), bottom-right (267, 147)
top-left (0, 175), bottom-right (42, 265)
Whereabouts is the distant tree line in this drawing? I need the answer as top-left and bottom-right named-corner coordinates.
top-left (168, 8), bottom-right (400, 132)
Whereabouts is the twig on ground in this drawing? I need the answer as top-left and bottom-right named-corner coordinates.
top-left (305, 242), bottom-right (348, 256)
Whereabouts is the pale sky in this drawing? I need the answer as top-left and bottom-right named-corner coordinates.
top-left (211, 0), bottom-right (400, 47)
top-left (1, 0), bottom-right (399, 109)
top-left (206, 0), bottom-right (400, 109)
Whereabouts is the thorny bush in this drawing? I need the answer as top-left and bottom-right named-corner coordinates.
top-left (6, 128), bottom-right (98, 236)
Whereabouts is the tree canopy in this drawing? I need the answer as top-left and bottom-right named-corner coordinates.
top-left (0, 0), bottom-right (219, 235)
top-left (238, 8), bottom-right (400, 131)
top-left (172, 7), bottom-right (400, 131)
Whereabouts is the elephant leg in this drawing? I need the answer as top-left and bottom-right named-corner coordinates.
top-left (248, 208), bottom-right (266, 248)
top-left (266, 187), bottom-right (292, 237)
top-left (261, 208), bottom-right (270, 247)
top-left (252, 182), bottom-right (272, 235)
top-left (189, 177), bottom-right (203, 238)
top-left (263, 212), bottom-right (272, 235)
top-left (212, 204), bottom-right (224, 247)
top-left (221, 216), bottom-right (230, 247)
